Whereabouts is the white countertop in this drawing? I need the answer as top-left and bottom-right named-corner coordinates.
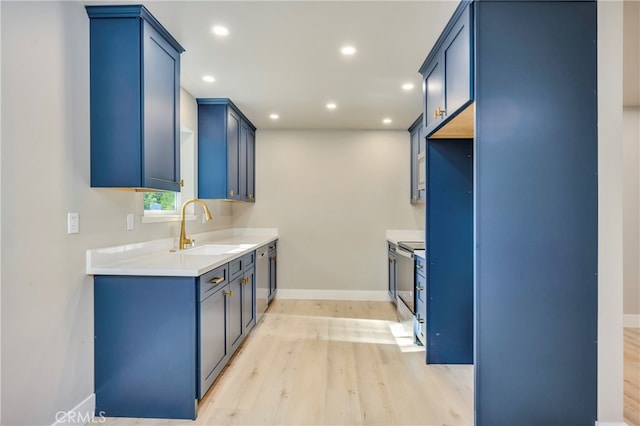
top-left (385, 229), bottom-right (425, 245)
top-left (86, 228), bottom-right (278, 277)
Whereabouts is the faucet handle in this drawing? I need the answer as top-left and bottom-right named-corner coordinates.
top-left (190, 238), bottom-right (196, 248)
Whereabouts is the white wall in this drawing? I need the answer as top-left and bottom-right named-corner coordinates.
top-left (232, 130), bottom-right (425, 296)
top-left (0, 2), bottom-right (231, 425)
top-left (598, 1), bottom-right (625, 423)
top-left (623, 107), bottom-right (640, 317)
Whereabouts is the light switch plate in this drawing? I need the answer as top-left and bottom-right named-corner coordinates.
top-left (67, 212), bottom-right (79, 234)
top-left (126, 213), bottom-right (135, 231)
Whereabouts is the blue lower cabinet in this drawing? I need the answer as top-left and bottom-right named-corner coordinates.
top-left (94, 276), bottom-right (197, 419)
top-left (227, 275), bottom-right (244, 353)
top-left (95, 254), bottom-right (260, 418)
top-left (415, 256), bottom-right (426, 345)
top-left (242, 267), bottom-right (256, 332)
top-left (198, 265), bottom-right (228, 399)
top-left (388, 243), bottom-right (398, 302)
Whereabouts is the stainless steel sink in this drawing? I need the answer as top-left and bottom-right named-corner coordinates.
top-left (176, 243), bottom-right (257, 256)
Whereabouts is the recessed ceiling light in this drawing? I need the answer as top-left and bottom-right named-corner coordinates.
top-left (383, 118), bottom-right (392, 124)
top-left (270, 113), bottom-right (279, 120)
top-left (402, 83), bottom-right (415, 91)
top-left (202, 75), bottom-right (215, 83)
top-left (326, 103), bottom-right (337, 110)
top-left (211, 25), bottom-right (229, 37)
top-left (340, 45), bottom-right (357, 55)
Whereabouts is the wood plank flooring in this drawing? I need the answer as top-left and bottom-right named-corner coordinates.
top-left (626, 327), bottom-right (640, 426)
top-left (103, 300), bottom-right (474, 426)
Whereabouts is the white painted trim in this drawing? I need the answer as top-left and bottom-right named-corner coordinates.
top-left (141, 213), bottom-right (196, 224)
top-left (594, 422), bottom-right (627, 426)
top-left (276, 289), bottom-right (389, 302)
top-left (51, 394), bottom-right (98, 426)
top-left (624, 314), bottom-right (640, 328)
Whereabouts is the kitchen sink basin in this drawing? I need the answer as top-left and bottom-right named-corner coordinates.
top-left (178, 243), bottom-right (257, 256)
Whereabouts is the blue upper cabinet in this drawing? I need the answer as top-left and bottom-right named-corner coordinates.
top-left (197, 99), bottom-right (256, 202)
top-left (420, 2), bottom-right (473, 137)
top-left (409, 115), bottom-right (426, 205)
top-left (86, 5), bottom-right (184, 191)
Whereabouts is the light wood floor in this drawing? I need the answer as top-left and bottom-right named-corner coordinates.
top-left (104, 300), bottom-right (474, 426)
top-left (626, 327), bottom-right (640, 426)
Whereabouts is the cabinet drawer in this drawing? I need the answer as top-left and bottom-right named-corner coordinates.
top-left (199, 265), bottom-right (228, 301)
top-left (229, 257), bottom-right (243, 279)
top-left (243, 251), bottom-right (255, 270)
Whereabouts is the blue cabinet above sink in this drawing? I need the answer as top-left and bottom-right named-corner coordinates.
top-left (86, 5), bottom-right (184, 191)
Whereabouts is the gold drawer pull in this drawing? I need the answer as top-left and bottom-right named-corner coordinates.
top-left (225, 290), bottom-right (233, 298)
top-left (208, 276), bottom-right (224, 285)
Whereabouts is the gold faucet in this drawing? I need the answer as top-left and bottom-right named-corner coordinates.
top-left (179, 198), bottom-right (213, 250)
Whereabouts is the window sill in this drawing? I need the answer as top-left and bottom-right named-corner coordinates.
top-left (141, 214), bottom-right (197, 224)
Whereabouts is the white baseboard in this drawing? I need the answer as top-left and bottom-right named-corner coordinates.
top-left (51, 393), bottom-right (98, 426)
top-left (276, 289), bottom-right (389, 302)
top-left (624, 314), bottom-right (640, 328)
top-left (595, 422), bottom-right (627, 426)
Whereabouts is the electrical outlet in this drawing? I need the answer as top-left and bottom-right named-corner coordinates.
top-left (126, 213), bottom-right (135, 231)
top-left (67, 212), bottom-right (79, 234)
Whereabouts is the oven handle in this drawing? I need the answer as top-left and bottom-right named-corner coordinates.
top-left (396, 247), bottom-right (414, 259)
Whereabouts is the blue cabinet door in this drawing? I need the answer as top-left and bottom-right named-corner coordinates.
top-left (227, 108), bottom-right (241, 200)
top-left (142, 20), bottom-right (181, 191)
top-left (423, 59), bottom-right (444, 134)
top-left (197, 103), bottom-right (228, 199)
top-left (409, 116), bottom-right (426, 205)
top-left (388, 245), bottom-right (398, 302)
top-left (86, 6), bottom-right (183, 191)
top-left (227, 275), bottom-right (244, 352)
top-left (242, 268), bottom-right (256, 331)
top-left (442, 5), bottom-right (472, 118)
top-left (268, 249), bottom-right (277, 302)
top-left (199, 286), bottom-right (227, 399)
top-left (246, 128), bottom-right (256, 202)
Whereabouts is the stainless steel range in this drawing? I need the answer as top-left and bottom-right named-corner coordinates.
top-left (396, 241), bottom-right (425, 342)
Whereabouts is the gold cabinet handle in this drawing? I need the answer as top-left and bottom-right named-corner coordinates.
top-left (179, 179), bottom-right (184, 187)
top-left (416, 286), bottom-right (424, 291)
top-left (229, 190), bottom-right (234, 196)
top-left (225, 290), bottom-right (233, 298)
top-left (412, 195), bottom-right (418, 201)
top-left (208, 276), bottom-right (224, 284)
top-left (248, 194), bottom-right (254, 200)
top-left (417, 264), bottom-right (424, 269)
top-left (434, 107), bottom-right (446, 118)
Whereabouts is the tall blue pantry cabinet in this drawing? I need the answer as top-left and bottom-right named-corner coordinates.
top-left (420, 1), bottom-right (598, 424)
top-left (86, 5), bottom-right (184, 191)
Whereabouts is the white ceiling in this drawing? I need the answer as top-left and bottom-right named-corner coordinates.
top-left (111, 1), bottom-right (459, 130)
top-left (84, 1), bottom-right (640, 129)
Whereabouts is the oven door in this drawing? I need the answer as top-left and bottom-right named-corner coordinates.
top-left (396, 245), bottom-right (415, 314)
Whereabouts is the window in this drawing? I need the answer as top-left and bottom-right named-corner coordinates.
top-left (142, 125), bottom-right (195, 222)
top-left (143, 192), bottom-right (178, 212)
